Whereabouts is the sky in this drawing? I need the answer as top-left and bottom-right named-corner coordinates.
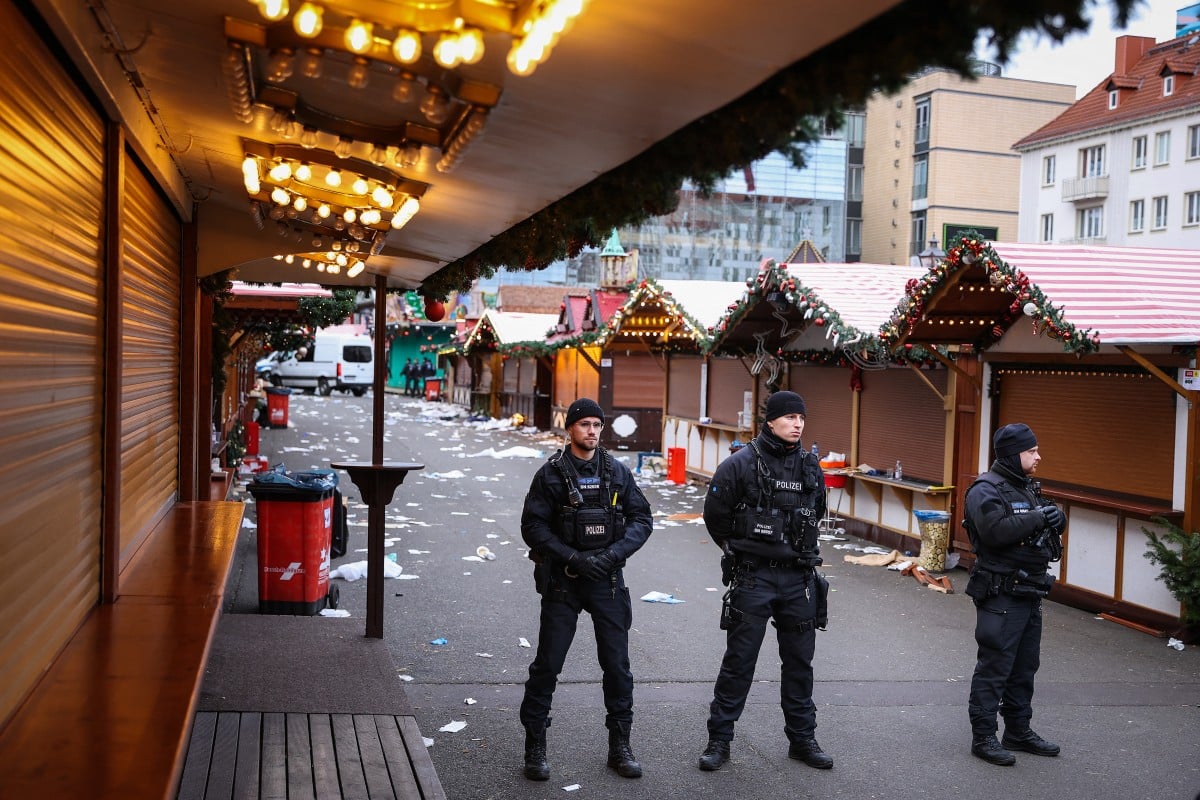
top-left (978, 0), bottom-right (1196, 97)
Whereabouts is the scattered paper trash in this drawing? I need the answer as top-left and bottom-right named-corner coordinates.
top-left (430, 637), bottom-right (448, 646)
top-left (563, 785), bottom-right (581, 792)
top-left (641, 591), bottom-right (684, 604)
top-left (464, 698), bottom-right (477, 705)
top-left (319, 608), bottom-right (351, 617)
top-left (476, 652), bottom-right (494, 658)
top-left (462, 555), bottom-right (484, 562)
top-left (398, 674), bottom-right (414, 682)
top-left (1168, 637), bottom-right (1185, 651)
top-left (423, 737), bottom-right (435, 747)
top-left (519, 637), bottom-right (531, 648)
top-left (439, 720), bottom-right (467, 733)
top-left (330, 559), bottom-right (405, 581)
top-left (476, 546), bottom-right (496, 560)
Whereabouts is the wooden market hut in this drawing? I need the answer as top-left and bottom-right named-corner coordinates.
top-left (461, 308), bottom-right (558, 425)
top-left (881, 236), bottom-right (1200, 635)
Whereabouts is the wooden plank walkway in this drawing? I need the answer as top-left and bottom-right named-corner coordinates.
top-left (178, 712), bottom-right (446, 800)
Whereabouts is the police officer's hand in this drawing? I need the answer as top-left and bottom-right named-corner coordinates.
top-left (593, 548), bottom-right (620, 574)
top-left (1041, 504), bottom-right (1065, 530)
top-left (577, 552), bottom-right (611, 581)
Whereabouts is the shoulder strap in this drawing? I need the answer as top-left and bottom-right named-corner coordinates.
top-left (549, 449), bottom-right (584, 507)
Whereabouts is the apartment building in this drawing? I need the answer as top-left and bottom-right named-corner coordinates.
top-left (1015, 34), bottom-right (1200, 247)
top-left (862, 65), bottom-right (1075, 264)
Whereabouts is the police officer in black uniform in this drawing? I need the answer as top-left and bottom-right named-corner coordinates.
top-left (518, 398), bottom-right (654, 781)
top-left (697, 390), bottom-right (832, 772)
top-left (964, 423), bottom-right (1066, 766)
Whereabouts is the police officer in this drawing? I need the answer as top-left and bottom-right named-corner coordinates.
top-left (519, 398), bottom-right (654, 781)
top-left (697, 390), bottom-right (832, 772)
top-left (963, 423), bottom-right (1066, 766)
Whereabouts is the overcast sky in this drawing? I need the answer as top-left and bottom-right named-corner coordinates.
top-left (978, 0), bottom-right (1194, 97)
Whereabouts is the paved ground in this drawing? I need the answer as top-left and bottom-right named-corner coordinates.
top-left (224, 392), bottom-right (1200, 800)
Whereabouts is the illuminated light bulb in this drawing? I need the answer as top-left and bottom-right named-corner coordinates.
top-left (326, 250), bottom-right (336, 260)
top-left (268, 162), bottom-right (292, 182)
top-left (257, 0), bottom-right (288, 23)
top-left (325, 167), bottom-right (342, 187)
top-left (351, 176), bottom-right (369, 195)
top-left (273, 254), bottom-right (284, 261)
top-left (269, 108), bottom-right (288, 133)
top-left (391, 196), bottom-right (420, 228)
top-left (368, 144), bottom-right (388, 166)
top-left (360, 209), bottom-right (381, 225)
top-left (302, 258), bottom-right (312, 268)
top-left (397, 142), bottom-right (421, 168)
top-left (371, 186), bottom-right (393, 207)
top-left (282, 120), bottom-right (299, 140)
top-left (292, 195), bottom-right (307, 212)
top-left (347, 56), bottom-right (370, 89)
top-left (335, 252), bottom-right (349, 266)
top-left (419, 84), bottom-right (451, 124)
top-left (284, 254), bottom-right (295, 264)
top-left (458, 28), bottom-right (484, 64)
top-left (242, 157), bottom-right (261, 194)
top-left (343, 208), bottom-right (357, 223)
top-left (293, 3), bottom-right (323, 37)
top-left (508, 41), bottom-right (537, 77)
top-left (315, 261), bottom-right (326, 272)
top-left (316, 203), bottom-right (331, 218)
top-left (346, 241), bottom-right (360, 253)
top-left (392, 29), bottom-right (421, 63)
top-left (298, 48), bottom-right (323, 78)
top-left (327, 262), bottom-right (341, 274)
top-left (271, 187), bottom-right (290, 205)
top-left (294, 162), bottom-right (312, 181)
top-left (344, 19), bottom-right (373, 54)
top-left (299, 127), bottom-right (318, 149)
top-left (432, 33), bottom-right (461, 68)
top-left (334, 137), bottom-right (353, 159)
top-left (392, 72), bottom-right (417, 104)
top-left (347, 261), bottom-right (365, 278)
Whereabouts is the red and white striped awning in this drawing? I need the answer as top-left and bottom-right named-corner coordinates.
top-left (992, 243), bottom-right (1200, 346)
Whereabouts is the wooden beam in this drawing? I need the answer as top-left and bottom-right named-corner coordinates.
top-left (906, 361), bottom-right (948, 407)
top-left (926, 347), bottom-right (980, 391)
top-left (576, 346), bottom-right (601, 373)
top-left (1116, 345), bottom-right (1189, 397)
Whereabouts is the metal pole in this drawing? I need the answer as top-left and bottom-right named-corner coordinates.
top-left (367, 273), bottom-right (387, 637)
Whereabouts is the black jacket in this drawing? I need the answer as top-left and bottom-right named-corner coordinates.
top-left (964, 461), bottom-right (1062, 574)
top-left (521, 447), bottom-right (653, 566)
top-left (703, 431), bottom-right (826, 562)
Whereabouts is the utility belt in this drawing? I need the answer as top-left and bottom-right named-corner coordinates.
top-left (734, 555), bottom-right (819, 571)
top-left (965, 566), bottom-right (1054, 601)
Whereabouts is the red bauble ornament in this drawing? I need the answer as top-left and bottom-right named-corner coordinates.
top-left (424, 299), bottom-right (446, 321)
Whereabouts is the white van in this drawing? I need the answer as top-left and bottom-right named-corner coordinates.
top-left (265, 329), bottom-right (374, 396)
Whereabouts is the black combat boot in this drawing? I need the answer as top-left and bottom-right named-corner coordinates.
top-left (788, 738), bottom-right (833, 769)
top-left (1002, 728), bottom-right (1060, 757)
top-left (971, 735), bottom-right (1016, 766)
top-left (606, 721), bottom-right (642, 778)
top-left (523, 719), bottom-right (550, 781)
top-left (697, 739), bottom-right (730, 771)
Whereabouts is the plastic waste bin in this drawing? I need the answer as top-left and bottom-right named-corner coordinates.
top-left (666, 447), bottom-right (686, 484)
top-left (913, 509), bottom-right (952, 572)
top-left (244, 420), bottom-right (260, 456)
top-left (423, 377), bottom-right (442, 401)
top-left (265, 387), bottom-right (292, 428)
top-left (249, 467), bottom-right (340, 614)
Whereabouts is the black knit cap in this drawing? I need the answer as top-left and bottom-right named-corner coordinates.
top-left (565, 398), bottom-right (604, 428)
top-left (764, 390), bottom-right (807, 422)
top-left (994, 423), bottom-right (1037, 458)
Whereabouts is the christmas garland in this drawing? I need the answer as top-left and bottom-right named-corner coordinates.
top-left (879, 230), bottom-right (1101, 354)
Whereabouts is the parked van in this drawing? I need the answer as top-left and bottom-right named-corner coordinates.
top-left (262, 329), bottom-right (374, 396)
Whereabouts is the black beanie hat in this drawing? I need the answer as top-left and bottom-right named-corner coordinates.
top-left (994, 423), bottom-right (1037, 458)
top-left (565, 398), bottom-right (604, 428)
top-left (764, 390), bottom-right (807, 422)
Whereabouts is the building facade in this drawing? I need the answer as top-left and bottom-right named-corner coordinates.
top-left (1015, 34), bottom-right (1200, 248)
top-left (862, 65), bottom-right (1075, 264)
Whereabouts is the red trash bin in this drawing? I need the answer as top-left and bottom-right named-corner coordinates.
top-left (266, 387), bottom-right (292, 428)
top-left (249, 470), bottom-right (337, 615)
top-left (244, 420), bottom-right (260, 456)
top-left (666, 447), bottom-right (686, 484)
top-left (423, 377), bottom-right (442, 401)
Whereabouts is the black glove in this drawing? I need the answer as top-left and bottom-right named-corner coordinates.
top-left (1041, 504), bottom-right (1065, 531)
top-left (594, 548), bottom-right (620, 573)
top-left (577, 552), bottom-right (611, 581)
top-left (564, 550), bottom-right (584, 577)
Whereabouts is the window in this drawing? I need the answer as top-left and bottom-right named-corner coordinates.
top-left (1080, 145), bottom-right (1105, 177)
top-left (844, 112), bottom-right (865, 147)
top-left (912, 155), bottom-right (928, 200)
top-left (1040, 213), bottom-right (1054, 242)
top-left (1132, 136), bottom-right (1147, 169)
top-left (1041, 155), bottom-right (1056, 185)
top-left (847, 165), bottom-right (863, 201)
top-left (1108, 89), bottom-right (1119, 109)
top-left (1155, 131), bottom-right (1171, 165)
top-left (911, 213), bottom-right (927, 256)
top-left (1164, 74), bottom-right (1175, 96)
top-left (822, 206), bottom-right (831, 231)
top-left (914, 98), bottom-right (930, 145)
top-left (846, 219), bottom-right (862, 254)
top-left (1152, 195), bottom-right (1168, 229)
top-left (1076, 206), bottom-right (1104, 239)
top-left (1186, 192), bottom-right (1200, 226)
top-left (1129, 199), bottom-right (1145, 232)
top-left (1189, 125), bottom-right (1200, 160)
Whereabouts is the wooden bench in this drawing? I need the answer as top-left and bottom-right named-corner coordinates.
top-left (0, 500), bottom-right (244, 800)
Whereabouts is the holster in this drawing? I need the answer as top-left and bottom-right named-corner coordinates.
top-left (965, 567), bottom-right (999, 602)
top-left (814, 572), bottom-right (829, 630)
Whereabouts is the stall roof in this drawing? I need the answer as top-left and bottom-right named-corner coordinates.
top-left (464, 309), bottom-right (558, 350)
top-left (656, 280), bottom-right (749, 330)
top-left (229, 282), bottom-right (333, 298)
top-left (991, 243), bottom-right (1200, 346)
top-left (783, 263), bottom-right (925, 340)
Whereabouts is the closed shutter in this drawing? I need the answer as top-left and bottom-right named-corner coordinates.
top-left (707, 357), bottom-right (753, 425)
top-left (502, 356), bottom-right (519, 392)
top-left (787, 366), bottom-right (853, 457)
top-left (668, 355), bottom-right (702, 419)
top-left (995, 367), bottom-right (1173, 500)
top-left (0, 2), bottom-right (105, 726)
top-left (119, 151), bottom-right (181, 564)
top-left (858, 367), bottom-right (948, 483)
top-left (611, 352), bottom-right (663, 408)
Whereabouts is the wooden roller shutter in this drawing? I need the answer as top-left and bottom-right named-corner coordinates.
top-left (668, 355), bottom-right (702, 419)
top-left (611, 352), bottom-right (663, 408)
top-left (502, 356), bottom-right (519, 392)
top-left (119, 151), bottom-right (181, 565)
top-left (995, 368), bottom-right (1173, 501)
top-left (858, 367), bottom-right (948, 483)
top-left (707, 356), bottom-right (752, 425)
top-left (787, 366), bottom-right (853, 457)
top-left (0, 2), bottom-right (105, 726)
